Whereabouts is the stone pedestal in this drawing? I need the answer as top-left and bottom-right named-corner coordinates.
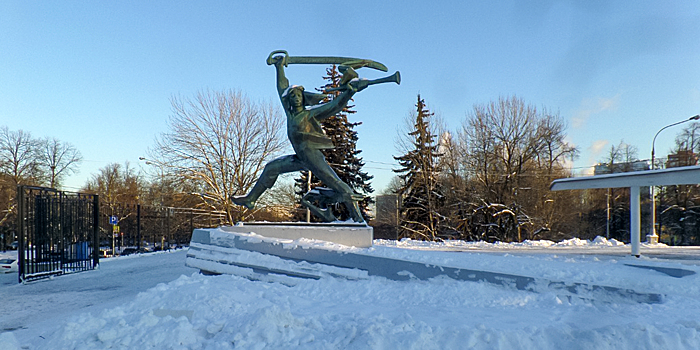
top-left (221, 222), bottom-right (373, 248)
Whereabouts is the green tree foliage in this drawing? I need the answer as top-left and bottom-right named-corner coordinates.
top-left (393, 95), bottom-right (444, 241)
top-left (294, 65), bottom-right (374, 222)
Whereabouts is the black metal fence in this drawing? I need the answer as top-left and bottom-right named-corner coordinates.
top-left (17, 186), bottom-right (99, 283)
top-left (99, 203), bottom-right (227, 254)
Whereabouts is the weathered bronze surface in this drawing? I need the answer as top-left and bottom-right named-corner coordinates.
top-left (232, 50), bottom-right (400, 222)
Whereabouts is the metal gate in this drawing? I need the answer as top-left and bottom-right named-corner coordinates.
top-left (16, 186), bottom-right (99, 283)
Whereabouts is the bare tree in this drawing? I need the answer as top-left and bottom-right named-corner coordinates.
top-left (0, 127), bottom-right (44, 231)
top-left (457, 96), bottom-right (578, 241)
top-left (535, 113), bottom-right (579, 174)
top-left (83, 162), bottom-right (143, 206)
top-left (82, 162), bottom-right (145, 246)
top-left (657, 126), bottom-right (700, 245)
top-left (255, 175), bottom-right (297, 221)
top-left (0, 127), bottom-right (85, 247)
top-left (150, 89), bottom-right (286, 224)
top-left (0, 126), bottom-right (43, 186)
top-left (462, 96), bottom-right (546, 204)
top-left (37, 137), bottom-right (83, 189)
top-left (601, 140), bottom-right (639, 173)
top-left (674, 122), bottom-right (700, 155)
top-left (381, 175), bottom-right (405, 195)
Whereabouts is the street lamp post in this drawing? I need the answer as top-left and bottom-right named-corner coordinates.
top-left (650, 114), bottom-right (700, 243)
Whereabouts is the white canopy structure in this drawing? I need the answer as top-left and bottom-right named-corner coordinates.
top-left (550, 165), bottom-right (700, 256)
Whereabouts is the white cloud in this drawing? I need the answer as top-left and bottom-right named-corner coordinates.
top-left (589, 139), bottom-right (609, 154)
top-left (571, 94), bottom-right (622, 129)
top-left (586, 139), bottom-right (609, 166)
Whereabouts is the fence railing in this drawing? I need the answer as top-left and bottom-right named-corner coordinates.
top-left (99, 203), bottom-right (227, 253)
top-left (17, 186), bottom-right (99, 283)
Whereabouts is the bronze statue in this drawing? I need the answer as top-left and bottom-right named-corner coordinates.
top-left (232, 50), bottom-right (400, 222)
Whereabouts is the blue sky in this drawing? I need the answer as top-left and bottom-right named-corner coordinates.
top-left (1, 1), bottom-right (699, 193)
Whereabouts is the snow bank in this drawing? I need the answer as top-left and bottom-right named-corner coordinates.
top-left (26, 271), bottom-right (700, 350)
top-left (3, 239), bottom-right (700, 349)
top-left (376, 236), bottom-right (630, 250)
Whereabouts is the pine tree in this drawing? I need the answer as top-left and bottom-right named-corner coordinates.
top-left (393, 95), bottom-right (443, 240)
top-left (293, 65), bottom-right (374, 221)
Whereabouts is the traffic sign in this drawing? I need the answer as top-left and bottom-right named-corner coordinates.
top-left (109, 215), bottom-right (118, 225)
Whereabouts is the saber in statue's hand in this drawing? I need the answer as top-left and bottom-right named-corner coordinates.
top-left (266, 50), bottom-right (389, 72)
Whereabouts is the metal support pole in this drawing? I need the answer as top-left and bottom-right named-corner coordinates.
top-left (92, 194), bottom-right (100, 268)
top-left (395, 194), bottom-right (400, 241)
top-left (606, 188), bottom-right (611, 239)
top-left (650, 146), bottom-right (656, 238)
top-left (306, 171), bottom-right (312, 223)
top-left (136, 204), bottom-right (141, 250)
top-left (166, 208), bottom-right (171, 249)
top-left (17, 185), bottom-right (25, 283)
top-left (631, 186), bottom-right (641, 257)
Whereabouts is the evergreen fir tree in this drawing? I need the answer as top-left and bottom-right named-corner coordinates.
top-left (293, 65), bottom-right (374, 222)
top-left (393, 94), bottom-right (444, 240)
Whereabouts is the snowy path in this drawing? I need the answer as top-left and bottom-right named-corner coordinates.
top-left (0, 250), bottom-right (197, 346)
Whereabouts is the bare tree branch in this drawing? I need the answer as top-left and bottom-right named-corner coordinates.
top-left (37, 137), bottom-right (83, 188)
top-left (150, 89), bottom-right (286, 224)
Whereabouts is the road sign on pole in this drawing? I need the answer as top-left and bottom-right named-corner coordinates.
top-left (109, 216), bottom-right (118, 225)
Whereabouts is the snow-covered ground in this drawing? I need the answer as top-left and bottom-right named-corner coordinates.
top-left (1, 237), bottom-right (700, 350)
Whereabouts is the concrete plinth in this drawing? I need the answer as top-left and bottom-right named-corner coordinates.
top-left (646, 234), bottom-right (659, 244)
top-left (221, 222), bottom-right (373, 248)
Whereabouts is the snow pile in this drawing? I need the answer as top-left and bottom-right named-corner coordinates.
top-left (2, 241), bottom-right (700, 349)
top-left (377, 236), bottom-right (630, 251)
top-left (22, 271), bottom-right (700, 350)
top-left (0, 333), bottom-right (21, 350)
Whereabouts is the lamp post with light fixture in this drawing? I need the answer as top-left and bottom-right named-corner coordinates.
top-left (649, 114), bottom-right (700, 243)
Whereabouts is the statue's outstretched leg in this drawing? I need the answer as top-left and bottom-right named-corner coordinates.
top-left (232, 155), bottom-right (303, 209)
top-left (339, 192), bottom-right (365, 222)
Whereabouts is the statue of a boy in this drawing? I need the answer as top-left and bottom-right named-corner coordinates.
top-left (233, 51), bottom-right (398, 222)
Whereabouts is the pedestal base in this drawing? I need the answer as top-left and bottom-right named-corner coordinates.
top-left (222, 222), bottom-right (373, 248)
top-left (185, 226), bottom-right (663, 304)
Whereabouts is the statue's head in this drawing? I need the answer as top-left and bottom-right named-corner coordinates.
top-left (283, 85), bottom-right (305, 112)
top-left (282, 85), bottom-right (327, 113)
